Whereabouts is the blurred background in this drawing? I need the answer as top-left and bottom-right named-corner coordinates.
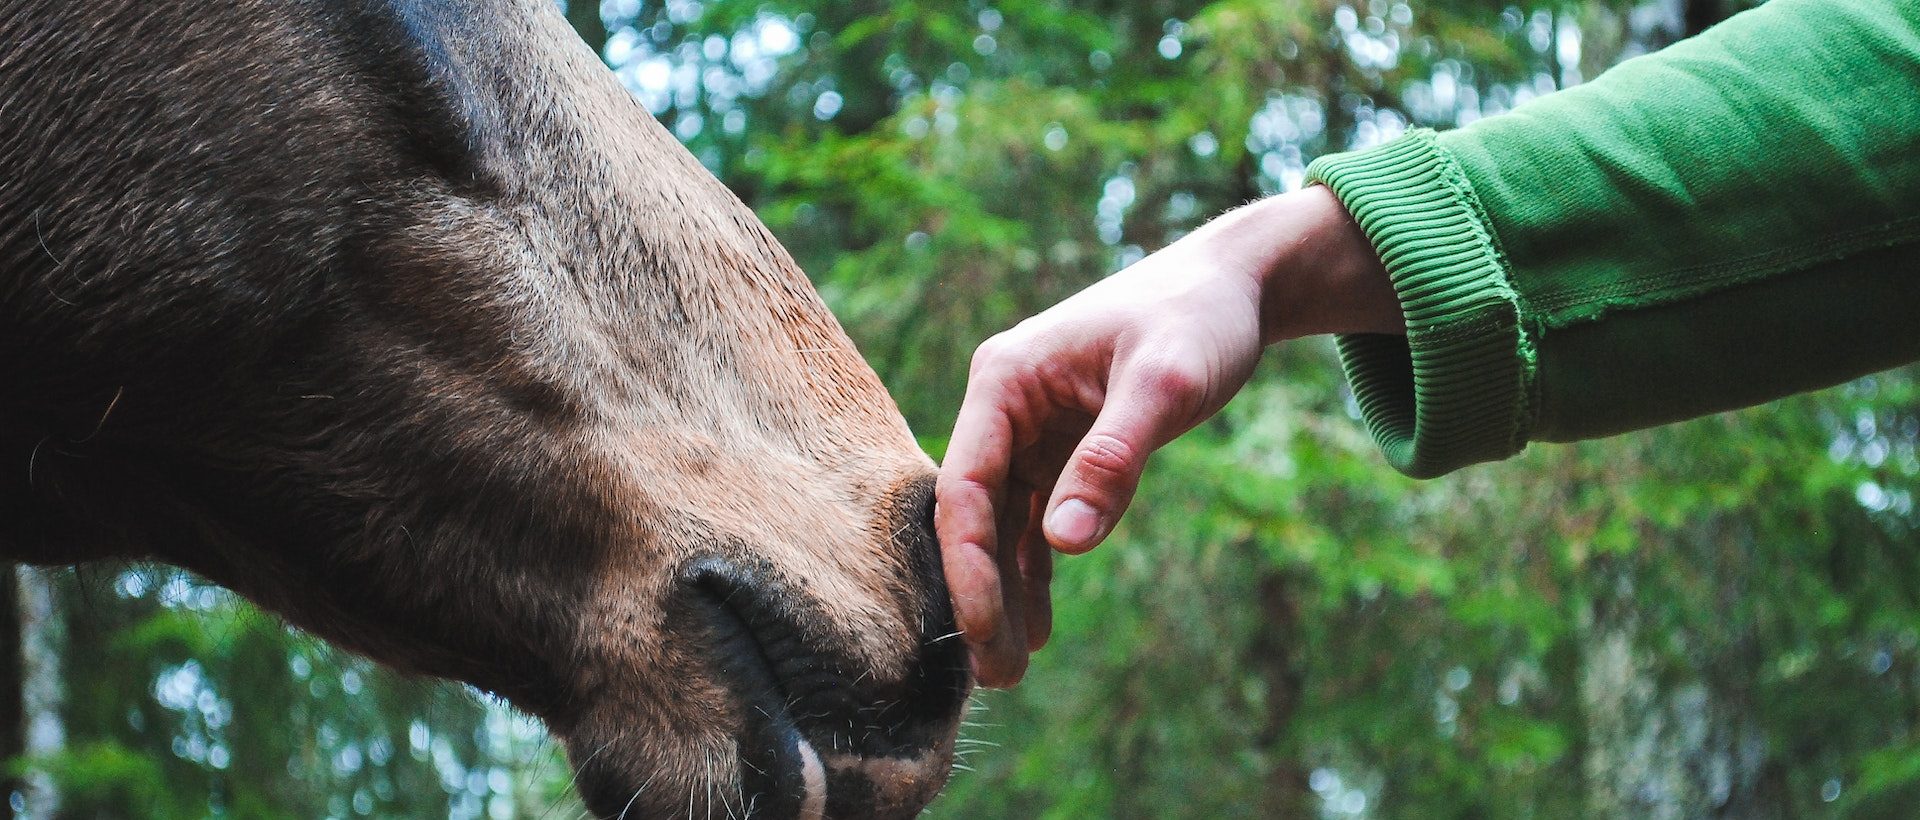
top-left (11, 0), bottom-right (1920, 817)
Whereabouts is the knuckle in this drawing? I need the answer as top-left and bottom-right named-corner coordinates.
top-left (936, 473), bottom-right (993, 506)
top-left (969, 334), bottom-right (1016, 376)
top-left (1137, 354), bottom-right (1208, 399)
top-left (971, 341), bottom-right (1053, 406)
top-left (1074, 432), bottom-right (1139, 486)
top-left (971, 331), bottom-right (1055, 386)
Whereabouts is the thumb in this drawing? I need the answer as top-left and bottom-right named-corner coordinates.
top-left (1041, 358), bottom-right (1201, 554)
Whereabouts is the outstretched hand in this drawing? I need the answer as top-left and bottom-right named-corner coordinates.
top-left (936, 186), bottom-right (1398, 686)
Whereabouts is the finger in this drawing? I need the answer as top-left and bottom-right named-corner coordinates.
top-left (937, 487), bottom-right (1002, 638)
top-left (1018, 489), bottom-right (1054, 652)
top-left (973, 484), bottom-right (1034, 687)
top-left (1042, 358), bottom-right (1199, 554)
top-left (972, 624), bottom-right (1029, 687)
top-left (936, 473), bottom-right (1003, 641)
top-left (935, 396), bottom-right (1013, 648)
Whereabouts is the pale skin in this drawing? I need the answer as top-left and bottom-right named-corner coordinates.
top-left (935, 185), bottom-right (1405, 687)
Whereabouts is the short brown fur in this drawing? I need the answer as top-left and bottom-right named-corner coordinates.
top-left (0, 0), bottom-right (969, 816)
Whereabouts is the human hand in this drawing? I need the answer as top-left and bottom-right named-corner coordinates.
top-left (936, 186), bottom-right (1397, 686)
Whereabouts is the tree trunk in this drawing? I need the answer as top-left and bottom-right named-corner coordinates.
top-left (564, 0), bottom-right (608, 63)
top-left (0, 567), bottom-right (21, 820)
top-left (15, 570), bottom-right (59, 820)
top-left (1252, 571), bottom-right (1312, 818)
top-left (1684, 0), bottom-right (1730, 37)
top-left (1581, 531), bottom-right (1783, 820)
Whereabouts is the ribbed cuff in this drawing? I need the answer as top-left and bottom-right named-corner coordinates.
top-left (1305, 130), bottom-right (1535, 478)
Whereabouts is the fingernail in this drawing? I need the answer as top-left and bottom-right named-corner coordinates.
top-left (1046, 499), bottom-right (1102, 548)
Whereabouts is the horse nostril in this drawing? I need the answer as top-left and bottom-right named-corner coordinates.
top-left (683, 561), bottom-right (851, 710)
top-left (666, 473), bottom-right (966, 817)
top-left (669, 542), bottom-right (969, 817)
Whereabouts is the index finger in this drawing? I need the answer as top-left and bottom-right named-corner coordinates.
top-left (935, 380), bottom-right (1021, 679)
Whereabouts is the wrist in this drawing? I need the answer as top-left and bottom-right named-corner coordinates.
top-left (1229, 187), bottom-right (1400, 344)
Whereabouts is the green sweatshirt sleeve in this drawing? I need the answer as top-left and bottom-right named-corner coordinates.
top-left (1306, 0), bottom-right (1920, 478)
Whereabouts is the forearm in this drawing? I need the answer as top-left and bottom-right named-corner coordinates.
top-left (1444, 0), bottom-right (1920, 441)
top-left (1202, 187), bottom-right (1400, 344)
top-left (1304, 0), bottom-right (1920, 475)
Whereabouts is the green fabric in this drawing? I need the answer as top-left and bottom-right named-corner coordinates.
top-left (1309, 133), bottom-right (1534, 478)
top-left (1308, 0), bottom-right (1920, 477)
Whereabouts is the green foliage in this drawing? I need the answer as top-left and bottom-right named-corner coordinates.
top-left (25, 569), bottom-right (577, 818)
top-left (21, 742), bottom-right (194, 819)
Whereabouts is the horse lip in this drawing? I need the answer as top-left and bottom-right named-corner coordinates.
top-left (683, 559), bottom-right (835, 817)
top-left (676, 555), bottom-right (964, 818)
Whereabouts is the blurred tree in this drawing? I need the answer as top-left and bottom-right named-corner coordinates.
top-left (0, 569), bottom-right (22, 820)
top-left (12, 566), bottom-right (571, 819)
top-left (563, 0), bottom-right (609, 58)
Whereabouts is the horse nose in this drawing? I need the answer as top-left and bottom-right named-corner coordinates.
top-left (675, 520), bottom-right (970, 816)
top-left (893, 472), bottom-right (972, 675)
top-left (870, 469), bottom-right (973, 743)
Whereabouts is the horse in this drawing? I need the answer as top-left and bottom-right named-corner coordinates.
top-left (0, 0), bottom-right (969, 816)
